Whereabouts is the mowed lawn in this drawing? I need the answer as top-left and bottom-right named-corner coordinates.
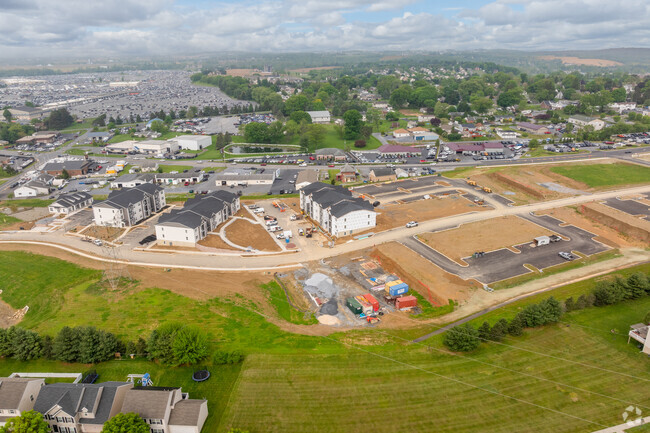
top-left (220, 297), bottom-right (650, 433)
top-left (550, 163), bottom-right (650, 187)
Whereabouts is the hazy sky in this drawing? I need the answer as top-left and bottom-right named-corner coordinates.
top-left (0, 0), bottom-right (647, 59)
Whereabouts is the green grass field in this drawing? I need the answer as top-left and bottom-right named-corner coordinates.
top-left (0, 213), bottom-right (21, 227)
top-left (2, 251), bottom-right (650, 433)
top-left (0, 198), bottom-right (55, 210)
top-left (261, 282), bottom-right (318, 325)
top-left (550, 163), bottom-right (650, 187)
top-left (158, 164), bottom-right (194, 173)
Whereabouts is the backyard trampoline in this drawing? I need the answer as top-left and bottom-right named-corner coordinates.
top-left (192, 370), bottom-right (210, 382)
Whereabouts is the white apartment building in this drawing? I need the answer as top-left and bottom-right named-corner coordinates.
top-left (300, 182), bottom-right (376, 237)
top-left (93, 184), bottom-right (166, 227)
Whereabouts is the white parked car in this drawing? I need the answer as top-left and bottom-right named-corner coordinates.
top-left (406, 221), bottom-right (418, 228)
top-left (265, 220), bottom-right (278, 226)
top-left (254, 207), bottom-right (264, 214)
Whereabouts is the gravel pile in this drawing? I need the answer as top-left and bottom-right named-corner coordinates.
top-left (304, 273), bottom-right (339, 299)
top-left (320, 298), bottom-right (339, 315)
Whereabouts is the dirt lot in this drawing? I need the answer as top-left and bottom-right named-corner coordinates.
top-left (224, 219), bottom-right (281, 252)
top-left (197, 234), bottom-right (239, 250)
top-left (419, 215), bottom-right (554, 263)
top-left (538, 55), bottom-right (623, 67)
top-left (374, 195), bottom-right (489, 232)
top-left (580, 202), bottom-right (650, 244)
top-left (458, 161), bottom-right (619, 205)
top-left (0, 300), bottom-right (19, 328)
top-left (80, 225), bottom-right (125, 242)
top-left (0, 220), bottom-right (35, 231)
top-left (371, 243), bottom-right (475, 305)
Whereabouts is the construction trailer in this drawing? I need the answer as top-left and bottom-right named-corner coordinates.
top-left (385, 280), bottom-right (409, 297)
top-left (396, 295), bottom-right (417, 310)
top-left (535, 236), bottom-right (550, 246)
top-left (346, 297), bottom-right (363, 314)
top-left (362, 293), bottom-right (380, 312)
top-left (355, 296), bottom-right (374, 315)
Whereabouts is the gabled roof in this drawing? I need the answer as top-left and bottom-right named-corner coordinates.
top-left (377, 144), bottom-right (414, 153)
top-left (96, 184), bottom-right (162, 209)
top-left (329, 199), bottom-right (373, 218)
top-left (43, 160), bottom-right (92, 172)
top-left (157, 191), bottom-right (237, 229)
top-left (0, 378), bottom-right (43, 409)
top-left (339, 164), bottom-right (356, 174)
top-left (296, 170), bottom-right (318, 185)
top-left (120, 387), bottom-right (176, 419)
top-left (51, 192), bottom-right (92, 208)
top-left (168, 400), bottom-right (205, 426)
top-left (306, 110), bottom-right (330, 117)
top-left (370, 167), bottom-right (394, 177)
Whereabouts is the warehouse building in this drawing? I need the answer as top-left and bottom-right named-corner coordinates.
top-left (300, 182), bottom-right (376, 237)
top-left (171, 135), bottom-right (211, 151)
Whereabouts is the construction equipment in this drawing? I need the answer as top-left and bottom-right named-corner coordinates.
top-left (366, 316), bottom-right (380, 324)
top-left (482, 187), bottom-right (492, 193)
top-left (467, 179), bottom-right (477, 186)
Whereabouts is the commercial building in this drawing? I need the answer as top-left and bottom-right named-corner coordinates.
top-left (8, 106), bottom-right (50, 122)
top-left (120, 386), bottom-right (208, 433)
top-left (0, 377), bottom-right (45, 427)
top-left (171, 135), bottom-right (211, 151)
top-left (14, 180), bottom-right (51, 198)
top-left (43, 160), bottom-right (94, 177)
top-left (109, 173), bottom-right (155, 189)
top-left (93, 184), bottom-right (165, 227)
top-left (34, 381), bottom-right (133, 433)
top-left (156, 171), bottom-right (204, 186)
top-left (306, 110), bottom-right (331, 124)
top-left (568, 115), bottom-right (606, 131)
top-left (315, 148), bottom-right (347, 161)
top-left (215, 169), bottom-right (276, 186)
top-left (368, 167), bottom-right (397, 182)
top-left (105, 140), bottom-right (179, 155)
top-left (336, 164), bottom-right (357, 183)
top-left (295, 169), bottom-right (319, 190)
top-left (15, 132), bottom-right (59, 145)
top-left (300, 182), bottom-right (376, 237)
top-left (376, 144), bottom-right (416, 157)
top-left (517, 122), bottom-right (550, 134)
top-left (48, 192), bottom-right (93, 215)
top-left (446, 142), bottom-right (504, 155)
top-left (156, 191), bottom-right (240, 247)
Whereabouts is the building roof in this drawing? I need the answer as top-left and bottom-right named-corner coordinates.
top-left (97, 184), bottom-right (162, 209)
top-left (392, 128), bottom-right (410, 135)
top-left (51, 192), bottom-right (92, 208)
top-left (306, 110), bottom-right (330, 117)
top-left (120, 387), bottom-right (176, 419)
top-left (168, 400), bottom-right (206, 426)
top-left (34, 382), bottom-right (131, 425)
top-left (214, 173), bottom-right (275, 181)
top-left (302, 182), bottom-right (373, 218)
top-left (157, 191), bottom-right (238, 229)
top-left (570, 114), bottom-right (599, 123)
top-left (10, 105), bottom-right (41, 114)
top-left (43, 160), bottom-right (92, 172)
top-left (517, 122), bottom-right (546, 131)
top-left (296, 169), bottom-right (318, 185)
top-left (112, 173), bottom-right (155, 184)
top-left (370, 167), bottom-right (394, 177)
top-left (0, 378), bottom-right (43, 409)
top-left (377, 144), bottom-right (414, 154)
top-left (339, 164), bottom-right (356, 174)
top-left (315, 148), bottom-right (346, 157)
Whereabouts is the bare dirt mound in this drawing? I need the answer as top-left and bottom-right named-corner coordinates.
top-left (580, 203), bottom-right (650, 245)
top-left (224, 219), bottom-right (281, 252)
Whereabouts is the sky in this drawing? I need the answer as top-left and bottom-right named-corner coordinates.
top-left (0, 0), bottom-right (648, 60)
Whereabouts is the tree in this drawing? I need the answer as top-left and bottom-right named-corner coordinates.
top-left (389, 86), bottom-right (411, 108)
top-left (3, 108), bottom-right (11, 122)
top-left (489, 319), bottom-right (508, 342)
top-left (53, 326), bottom-right (79, 362)
top-left (306, 124), bottom-right (326, 149)
top-left (360, 125), bottom-right (373, 139)
top-left (443, 324), bottom-right (480, 352)
top-left (507, 315), bottom-right (524, 336)
top-left (60, 169), bottom-right (70, 180)
top-left (101, 413), bottom-right (149, 433)
top-left (564, 296), bottom-right (575, 312)
top-left (93, 114), bottom-right (106, 127)
top-left (343, 110), bottom-right (363, 140)
top-left (289, 110), bottom-right (312, 124)
top-left (626, 273), bottom-right (650, 298)
top-left (11, 327), bottom-right (42, 361)
top-left (0, 410), bottom-right (49, 433)
top-left (243, 122), bottom-right (269, 143)
top-left (470, 96), bottom-right (493, 114)
top-left (497, 89), bottom-right (522, 108)
top-left (46, 108), bottom-right (74, 130)
top-left (478, 321), bottom-right (492, 340)
top-left (283, 95), bottom-right (309, 115)
top-left (385, 111), bottom-right (399, 121)
top-left (147, 322), bottom-right (183, 365)
top-left (172, 326), bottom-right (209, 365)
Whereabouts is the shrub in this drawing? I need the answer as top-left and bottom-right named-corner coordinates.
top-left (444, 324), bottom-right (480, 352)
top-left (213, 350), bottom-right (245, 365)
top-left (354, 139), bottom-right (366, 148)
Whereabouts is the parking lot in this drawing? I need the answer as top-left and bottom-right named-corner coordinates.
top-left (401, 214), bottom-right (610, 285)
top-left (603, 197), bottom-right (650, 221)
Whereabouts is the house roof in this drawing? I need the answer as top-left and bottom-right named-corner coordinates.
top-left (96, 184), bottom-right (162, 209)
top-left (296, 169), bottom-right (318, 185)
top-left (51, 192), bottom-right (92, 208)
top-left (43, 160), bottom-right (92, 172)
top-left (570, 114), bottom-right (599, 123)
top-left (157, 191), bottom-right (238, 229)
top-left (168, 400), bottom-right (206, 426)
top-left (329, 199), bottom-right (373, 218)
top-left (34, 382), bottom-right (131, 425)
top-left (371, 167), bottom-right (394, 177)
top-left (377, 144), bottom-right (414, 154)
top-left (306, 110), bottom-right (330, 117)
top-left (112, 173), bottom-right (155, 184)
top-left (0, 378), bottom-right (43, 409)
top-left (339, 164), bottom-right (355, 174)
top-left (120, 387), bottom-right (176, 419)
top-left (392, 128), bottom-right (410, 135)
top-left (517, 122), bottom-right (546, 130)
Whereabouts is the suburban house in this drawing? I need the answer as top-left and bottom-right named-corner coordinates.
top-left (171, 135), bottom-right (211, 151)
top-left (110, 173), bottom-right (156, 189)
top-left (43, 160), bottom-right (94, 177)
top-left (93, 184), bottom-right (166, 227)
top-left (336, 164), bottom-right (357, 184)
top-left (628, 323), bottom-right (650, 355)
top-left (368, 167), bottom-right (397, 182)
top-left (155, 190), bottom-right (240, 247)
top-left (300, 182), bottom-right (376, 237)
top-left (14, 179), bottom-right (52, 198)
top-left (315, 148), bottom-right (347, 161)
top-left (48, 192), bottom-right (93, 215)
top-left (517, 122), bottom-right (550, 134)
top-left (33, 381), bottom-right (133, 433)
top-left (568, 115), bottom-right (606, 131)
top-left (392, 128), bottom-right (411, 138)
top-left (608, 102), bottom-right (637, 113)
top-left (0, 377), bottom-right (45, 427)
top-left (306, 110), bottom-right (331, 124)
top-left (120, 386), bottom-right (208, 433)
top-left (140, 161), bottom-right (160, 173)
top-left (295, 169), bottom-right (319, 190)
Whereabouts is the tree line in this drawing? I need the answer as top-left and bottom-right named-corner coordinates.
top-left (444, 272), bottom-right (650, 352)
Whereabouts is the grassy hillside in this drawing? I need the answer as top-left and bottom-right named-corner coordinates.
top-left (550, 163), bottom-right (650, 188)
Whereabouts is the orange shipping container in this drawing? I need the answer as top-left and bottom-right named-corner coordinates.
top-left (362, 293), bottom-right (380, 312)
top-left (395, 295), bottom-right (417, 310)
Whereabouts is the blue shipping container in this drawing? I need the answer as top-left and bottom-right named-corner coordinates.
top-left (389, 283), bottom-right (409, 297)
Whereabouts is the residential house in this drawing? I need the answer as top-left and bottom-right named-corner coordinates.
top-left (336, 164), bottom-right (357, 184)
top-left (300, 182), bottom-right (376, 237)
top-left (568, 115), bottom-right (606, 131)
top-left (155, 191), bottom-right (240, 247)
top-left (517, 122), bottom-right (550, 134)
top-left (628, 323), bottom-right (650, 355)
top-left (392, 128), bottom-right (411, 138)
top-left (0, 377), bottom-right (45, 427)
top-left (608, 102), bottom-right (637, 114)
top-left (295, 169), bottom-right (319, 190)
top-left (368, 167), bottom-right (397, 182)
top-left (34, 381), bottom-right (133, 433)
top-left (315, 148), bottom-right (347, 161)
top-left (109, 173), bottom-right (156, 189)
top-left (141, 161), bottom-right (159, 173)
top-left (394, 168), bottom-right (410, 179)
top-left (120, 386), bottom-right (208, 433)
top-left (93, 184), bottom-right (166, 227)
top-left (48, 192), bottom-right (93, 215)
top-left (43, 160), bottom-right (94, 177)
top-left (306, 111), bottom-right (331, 124)
top-left (14, 174), bottom-right (54, 198)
